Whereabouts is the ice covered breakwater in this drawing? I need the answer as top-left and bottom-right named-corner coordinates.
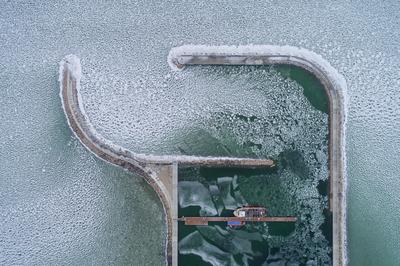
top-left (169, 45), bottom-right (347, 265)
top-left (59, 54), bottom-right (274, 266)
top-left (60, 44), bottom-right (347, 266)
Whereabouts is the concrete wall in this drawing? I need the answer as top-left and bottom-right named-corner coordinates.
top-left (60, 55), bottom-right (274, 266)
top-left (60, 44), bottom-right (347, 266)
top-left (168, 45), bottom-right (347, 266)
top-left (60, 57), bottom-right (174, 264)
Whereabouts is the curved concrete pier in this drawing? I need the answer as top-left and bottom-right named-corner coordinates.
top-left (60, 44), bottom-right (346, 266)
top-left (168, 45), bottom-right (347, 266)
top-left (59, 55), bottom-right (274, 266)
top-left (60, 56), bottom-right (172, 265)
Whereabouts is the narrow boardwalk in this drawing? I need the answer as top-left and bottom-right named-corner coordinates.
top-left (178, 216), bottom-right (297, 226)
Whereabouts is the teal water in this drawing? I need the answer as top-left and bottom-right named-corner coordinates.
top-left (1, 1), bottom-right (399, 265)
top-left (0, 73), bottom-right (165, 264)
top-left (275, 65), bottom-right (329, 114)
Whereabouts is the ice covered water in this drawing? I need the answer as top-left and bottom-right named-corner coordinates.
top-left (1, 0), bottom-right (399, 265)
top-left (173, 66), bottom-right (331, 264)
top-left (80, 65), bottom-right (328, 159)
top-left (178, 181), bottom-right (218, 216)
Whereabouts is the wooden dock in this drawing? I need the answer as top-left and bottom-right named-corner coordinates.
top-left (178, 216), bottom-right (297, 226)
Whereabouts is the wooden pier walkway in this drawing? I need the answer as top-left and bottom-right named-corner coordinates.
top-left (178, 216), bottom-right (297, 226)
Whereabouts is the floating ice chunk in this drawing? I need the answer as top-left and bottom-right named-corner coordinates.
top-left (217, 177), bottom-right (238, 210)
top-left (230, 236), bottom-right (254, 256)
top-left (179, 231), bottom-right (238, 266)
top-left (209, 184), bottom-right (220, 196)
top-left (232, 175), bottom-right (239, 190)
top-left (178, 181), bottom-right (217, 216)
top-left (197, 226), bottom-right (263, 258)
top-left (228, 228), bottom-right (264, 242)
top-left (233, 190), bottom-right (247, 206)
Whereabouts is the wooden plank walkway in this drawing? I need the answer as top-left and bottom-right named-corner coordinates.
top-left (178, 216), bottom-right (297, 226)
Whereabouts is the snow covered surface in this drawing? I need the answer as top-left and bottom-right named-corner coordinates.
top-left (60, 54), bottom-right (281, 165)
top-left (61, 54), bottom-right (82, 80)
top-left (1, 0), bottom-right (399, 265)
top-left (168, 44), bottom-right (347, 90)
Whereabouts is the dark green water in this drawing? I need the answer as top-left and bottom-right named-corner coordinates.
top-left (275, 65), bottom-right (329, 114)
top-left (178, 164), bottom-right (331, 265)
top-left (177, 65), bottom-right (332, 265)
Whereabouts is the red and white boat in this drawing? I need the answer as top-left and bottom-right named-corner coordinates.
top-left (233, 206), bottom-right (267, 218)
top-left (228, 206), bottom-right (268, 227)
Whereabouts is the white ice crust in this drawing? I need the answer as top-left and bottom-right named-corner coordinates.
top-left (60, 46), bottom-right (348, 265)
top-left (169, 45), bottom-right (346, 89)
top-left (59, 53), bottom-right (280, 165)
top-left (61, 46), bottom-right (348, 168)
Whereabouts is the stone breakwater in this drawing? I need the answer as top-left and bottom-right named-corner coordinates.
top-left (59, 54), bottom-right (274, 266)
top-left (60, 56), bottom-right (173, 265)
top-left (60, 44), bottom-right (347, 266)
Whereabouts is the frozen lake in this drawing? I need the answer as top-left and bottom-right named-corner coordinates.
top-left (1, 1), bottom-right (399, 265)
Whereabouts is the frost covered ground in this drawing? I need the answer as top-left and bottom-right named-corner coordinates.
top-left (0, 1), bottom-right (399, 265)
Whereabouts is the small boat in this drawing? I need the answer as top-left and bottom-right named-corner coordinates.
top-left (233, 206), bottom-right (267, 218)
top-left (227, 220), bottom-right (245, 227)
